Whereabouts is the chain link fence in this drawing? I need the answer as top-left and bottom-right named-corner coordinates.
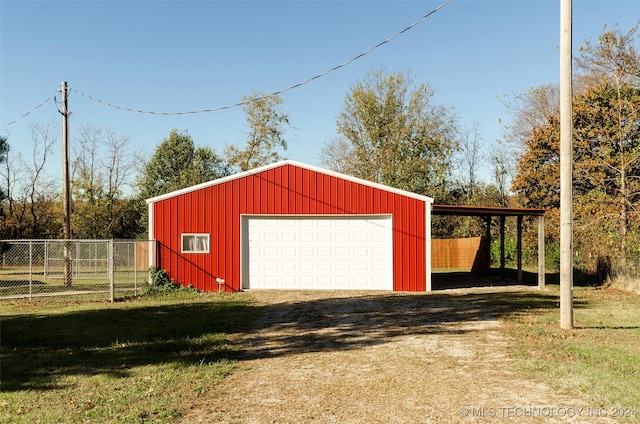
top-left (0, 240), bottom-right (154, 301)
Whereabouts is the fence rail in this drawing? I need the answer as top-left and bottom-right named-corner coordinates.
top-left (0, 240), bottom-right (154, 301)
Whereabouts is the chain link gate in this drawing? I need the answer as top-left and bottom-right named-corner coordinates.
top-left (0, 240), bottom-right (153, 301)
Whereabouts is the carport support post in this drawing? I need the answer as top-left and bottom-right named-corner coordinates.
top-left (484, 216), bottom-right (491, 273)
top-left (500, 216), bottom-right (506, 278)
top-left (517, 216), bottom-right (523, 284)
top-left (538, 216), bottom-right (546, 289)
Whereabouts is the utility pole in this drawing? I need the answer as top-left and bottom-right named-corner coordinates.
top-left (61, 81), bottom-right (72, 287)
top-left (559, 0), bottom-right (574, 329)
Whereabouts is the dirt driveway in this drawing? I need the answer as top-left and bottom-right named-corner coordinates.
top-left (183, 287), bottom-right (612, 423)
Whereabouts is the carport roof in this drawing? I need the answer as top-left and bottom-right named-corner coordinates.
top-left (431, 204), bottom-right (546, 217)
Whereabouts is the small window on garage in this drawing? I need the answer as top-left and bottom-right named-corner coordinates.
top-left (182, 234), bottom-right (210, 253)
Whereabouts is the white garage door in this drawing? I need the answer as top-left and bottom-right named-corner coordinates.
top-left (242, 216), bottom-right (393, 290)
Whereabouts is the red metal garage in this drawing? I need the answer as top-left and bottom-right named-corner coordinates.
top-left (147, 160), bottom-right (434, 292)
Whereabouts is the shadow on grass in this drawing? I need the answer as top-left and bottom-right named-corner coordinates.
top-left (1, 298), bottom-right (256, 392)
top-left (1, 285), bottom-right (584, 393)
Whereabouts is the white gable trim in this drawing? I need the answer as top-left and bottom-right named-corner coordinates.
top-left (146, 160), bottom-right (434, 205)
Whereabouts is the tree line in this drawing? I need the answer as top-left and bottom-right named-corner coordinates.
top-left (1, 24), bottom-right (638, 277)
top-left (511, 23), bottom-right (640, 273)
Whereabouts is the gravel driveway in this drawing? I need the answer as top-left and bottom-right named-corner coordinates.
top-left (182, 287), bottom-right (613, 423)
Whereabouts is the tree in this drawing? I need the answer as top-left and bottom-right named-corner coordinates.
top-left (71, 125), bottom-right (143, 239)
top-left (576, 23), bottom-right (640, 88)
top-left (576, 23), bottom-right (640, 261)
top-left (513, 80), bottom-right (640, 267)
top-left (490, 144), bottom-right (515, 208)
top-left (138, 129), bottom-right (230, 200)
top-left (0, 123), bottom-right (61, 239)
top-left (511, 24), bottom-right (640, 271)
top-left (319, 136), bottom-right (357, 175)
top-left (455, 122), bottom-right (486, 201)
top-left (322, 68), bottom-right (459, 198)
top-left (575, 83), bottom-right (640, 260)
top-left (500, 84), bottom-right (560, 148)
top-left (225, 92), bottom-right (289, 171)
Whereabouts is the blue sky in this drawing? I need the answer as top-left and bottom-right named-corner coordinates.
top-left (1, 0), bottom-right (639, 187)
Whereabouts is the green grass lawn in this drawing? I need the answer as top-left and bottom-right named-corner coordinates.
top-left (1, 284), bottom-right (639, 423)
top-left (504, 285), bottom-right (640, 413)
top-left (0, 290), bottom-right (257, 423)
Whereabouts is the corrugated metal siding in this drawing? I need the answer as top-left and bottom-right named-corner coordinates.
top-left (153, 163), bottom-right (429, 292)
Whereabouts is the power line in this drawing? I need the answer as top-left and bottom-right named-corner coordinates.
top-left (0, 94), bottom-right (56, 131)
top-left (72, 0), bottom-right (452, 116)
top-left (1, 1), bottom-right (452, 126)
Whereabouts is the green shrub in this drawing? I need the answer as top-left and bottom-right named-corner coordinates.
top-left (545, 241), bottom-right (561, 271)
top-left (146, 267), bottom-right (191, 295)
top-left (490, 236), bottom-right (518, 267)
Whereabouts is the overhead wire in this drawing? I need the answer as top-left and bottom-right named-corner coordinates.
top-left (1, 0), bottom-right (452, 126)
top-left (72, 0), bottom-right (452, 116)
top-left (0, 94), bottom-right (57, 131)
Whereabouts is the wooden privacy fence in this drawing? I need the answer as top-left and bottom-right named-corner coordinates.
top-left (431, 237), bottom-right (487, 273)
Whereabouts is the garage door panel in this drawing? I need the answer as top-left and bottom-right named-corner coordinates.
top-left (282, 261), bottom-right (297, 271)
top-left (300, 233), bottom-right (314, 243)
top-left (372, 261), bottom-right (387, 272)
top-left (281, 276), bottom-right (298, 288)
top-left (300, 261), bottom-right (316, 271)
top-left (264, 233), bottom-right (280, 243)
top-left (318, 260), bottom-right (333, 270)
top-left (282, 247), bottom-right (297, 256)
top-left (300, 247), bottom-right (315, 257)
top-left (337, 276), bottom-right (363, 289)
top-left (335, 261), bottom-right (351, 271)
top-left (354, 233), bottom-right (370, 243)
top-left (354, 261), bottom-right (370, 271)
top-left (243, 216), bottom-right (393, 290)
top-left (264, 261), bottom-right (279, 271)
top-left (354, 247), bottom-right (370, 256)
top-left (282, 233), bottom-right (297, 243)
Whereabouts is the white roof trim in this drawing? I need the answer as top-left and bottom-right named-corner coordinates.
top-left (146, 159), bottom-right (434, 204)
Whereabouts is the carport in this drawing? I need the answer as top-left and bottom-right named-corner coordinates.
top-left (431, 205), bottom-right (547, 288)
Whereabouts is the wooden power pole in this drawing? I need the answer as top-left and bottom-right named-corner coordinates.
top-left (559, 0), bottom-right (574, 329)
top-left (61, 81), bottom-right (72, 287)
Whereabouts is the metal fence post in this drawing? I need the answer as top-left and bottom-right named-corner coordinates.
top-left (133, 241), bottom-right (138, 296)
top-left (109, 239), bottom-right (114, 302)
top-left (44, 240), bottom-right (48, 279)
top-left (29, 240), bottom-right (33, 301)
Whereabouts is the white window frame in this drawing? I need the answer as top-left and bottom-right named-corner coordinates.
top-left (181, 233), bottom-right (210, 253)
